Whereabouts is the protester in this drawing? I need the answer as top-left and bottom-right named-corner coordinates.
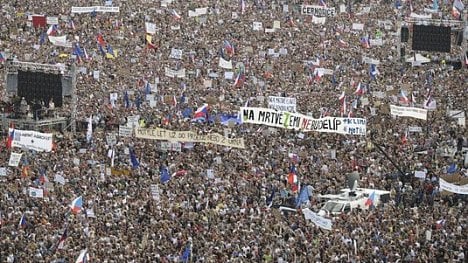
top-left (0, 0), bottom-right (467, 262)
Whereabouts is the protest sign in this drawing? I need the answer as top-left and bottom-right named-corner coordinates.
top-left (414, 170), bottom-right (427, 179)
top-left (49, 36), bottom-right (72, 48)
top-left (71, 6), bottom-right (120, 13)
top-left (390, 105), bottom-right (428, 120)
top-left (119, 125), bottom-right (132, 137)
top-left (219, 57), bottom-right (233, 69)
top-left (439, 178), bottom-right (468, 195)
top-left (150, 184), bottom-right (160, 201)
top-left (301, 5), bottom-right (336, 17)
top-left (136, 128), bottom-right (245, 149)
top-left (240, 107), bottom-right (366, 136)
top-left (28, 187), bottom-right (44, 198)
top-left (9, 128), bottom-right (53, 152)
top-left (8, 152), bottom-right (22, 167)
top-left (268, 96), bottom-right (297, 112)
top-left (46, 16), bottom-right (59, 25)
top-left (352, 23), bottom-right (364, 31)
top-left (160, 142), bottom-right (182, 152)
top-left (169, 48), bottom-right (183, 60)
top-left (362, 56), bottom-right (381, 65)
top-left (312, 16), bottom-right (326, 24)
top-left (0, 167), bottom-right (6, 176)
top-left (253, 22), bottom-right (263, 31)
top-left (165, 68), bottom-right (186, 78)
top-left (145, 22), bottom-right (156, 34)
top-left (302, 208), bottom-right (333, 230)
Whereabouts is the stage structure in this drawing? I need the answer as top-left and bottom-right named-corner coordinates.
top-left (395, 9), bottom-right (466, 67)
top-left (1, 60), bottom-right (77, 131)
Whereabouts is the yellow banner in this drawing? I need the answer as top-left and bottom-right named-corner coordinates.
top-left (136, 128), bottom-right (245, 149)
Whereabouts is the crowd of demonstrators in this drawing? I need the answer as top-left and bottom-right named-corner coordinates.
top-left (1, 0), bottom-right (467, 262)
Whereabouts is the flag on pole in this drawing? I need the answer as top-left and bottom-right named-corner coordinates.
top-left (57, 228), bottom-right (68, 249)
top-left (75, 249), bottom-right (89, 263)
top-left (86, 115), bottom-right (92, 143)
top-left (70, 196), bottom-right (83, 214)
top-left (129, 147), bottom-right (140, 169)
top-left (18, 214), bottom-right (26, 228)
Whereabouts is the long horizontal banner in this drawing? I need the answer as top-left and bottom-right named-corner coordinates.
top-left (302, 208), bottom-right (333, 230)
top-left (301, 5), bottom-right (336, 17)
top-left (439, 178), bottom-right (468, 195)
top-left (390, 105), bottom-right (428, 120)
top-left (71, 6), bottom-right (120, 13)
top-left (135, 128), bottom-right (245, 149)
top-left (9, 128), bottom-right (53, 152)
top-left (240, 107), bottom-right (366, 136)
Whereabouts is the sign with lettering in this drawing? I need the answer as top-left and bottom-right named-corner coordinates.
top-left (301, 5), bottom-right (336, 17)
top-left (136, 128), bottom-right (245, 149)
top-left (268, 96), bottom-right (297, 112)
top-left (71, 6), bottom-right (120, 13)
top-left (240, 107), bottom-right (366, 136)
top-left (390, 105), bottom-right (428, 120)
top-left (9, 128), bottom-right (53, 152)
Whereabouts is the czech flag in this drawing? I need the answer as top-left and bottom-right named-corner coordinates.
top-left (360, 36), bottom-right (370, 49)
top-left (399, 90), bottom-right (410, 104)
top-left (0, 52), bottom-right (5, 62)
top-left (57, 228), bottom-right (68, 249)
top-left (70, 196), bottom-right (83, 214)
top-left (192, 104), bottom-right (209, 122)
top-left (354, 83), bottom-right (363, 95)
top-left (46, 24), bottom-right (58, 36)
top-left (171, 9), bottom-right (181, 20)
top-left (223, 40), bottom-right (235, 56)
top-left (319, 0), bottom-right (327, 7)
top-left (365, 191), bottom-right (376, 207)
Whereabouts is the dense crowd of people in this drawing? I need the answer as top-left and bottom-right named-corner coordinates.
top-left (0, 0), bottom-right (467, 262)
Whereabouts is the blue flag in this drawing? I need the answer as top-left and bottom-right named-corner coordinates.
top-left (39, 32), bottom-right (46, 45)
top-left (447, 163), bottom-right (457, 174)
top-left (160, 167), bottom-right (171, 183)
top-left (182, 108), bottom-right (193, 119)
top-left (129, 148), bottom-right (139, 168)
top-left (124, 91), bottom-right (130, 108)
top-left (181, 244), bottom-right (191, 263)
top-left (295, 185), bottom-right (310, 208)
top-left (220, 114), bottom-right (241, 126)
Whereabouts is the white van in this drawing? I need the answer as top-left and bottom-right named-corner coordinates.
top-left (318, 188), bottom-right (391, 216)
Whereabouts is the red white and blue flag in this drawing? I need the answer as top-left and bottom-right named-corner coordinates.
top-left (70, 196), bottom-right (83, 214)
top-left (192, 104), bottom-right (209, 122)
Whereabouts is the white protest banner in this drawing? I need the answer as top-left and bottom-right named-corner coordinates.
top-left (314, 68), bottom-right (334, 75)
top-left (369, 39), bottom-right (383, 46)
top-left (219, 57), bottom-right (233, 69)
top-left (46, 16), bottom-right (59, 25)
top-left (390, 105), bottom-right (428, 120)
top-left (240, 107), bottom-right (367, 136)
top-left (9, 128), bottom-right (53, 152)
top-left (126, 115), bottom-right (140, 128)
top-left (0, 167), bottom-right (6, 176)
top-left (301, 5), bottom-right (336, 17)
top-left (410, 13), bottom-right (432, 19)
top-left (302, 208), bottom-right (333, 230)
top-left (150, 184), bottom-right (160, 201)
top-left (268, 96), bottom-right (297, 112)
top-left (169, 48), bottom-right (183, 60)
top-left (71, 6), bottom-right (120, 13)
top-left (414, 170), bottom-right (426, 179)
top-left (136, 128), bottom-right (245, 149)
top-left (8, 152), bottom-right (23, 167)
top-left (439, 178), bottom-right (468, 195)
top-left (48, 36), bottom-right (72, 48)
top-left (54, 173), bottom-right (66, 185)
top-left (447, 110), bottom-right (464, 118)
top-left (189, 7), bottom-right (208, 17)
top-left (165, 68), bottom-right (186, 78)
top-left (408, 126), bottom-right (423, 132)
top-left (160, 141), bottom-right (182, 152)
top-left (362, 56), bottom-right (381, 65)
top-left (145, 22), bottom-right (156, 34)
top-left (253, 22), bottom-right (263, 31)
top-left (119, 125), bottom-right (133, 137)
top-left (352, 23), bottom-right (364, 31)
top-left (29, 187), bottom-right (44, 198)
top-left (312, 16), bottom-right (326, 24)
